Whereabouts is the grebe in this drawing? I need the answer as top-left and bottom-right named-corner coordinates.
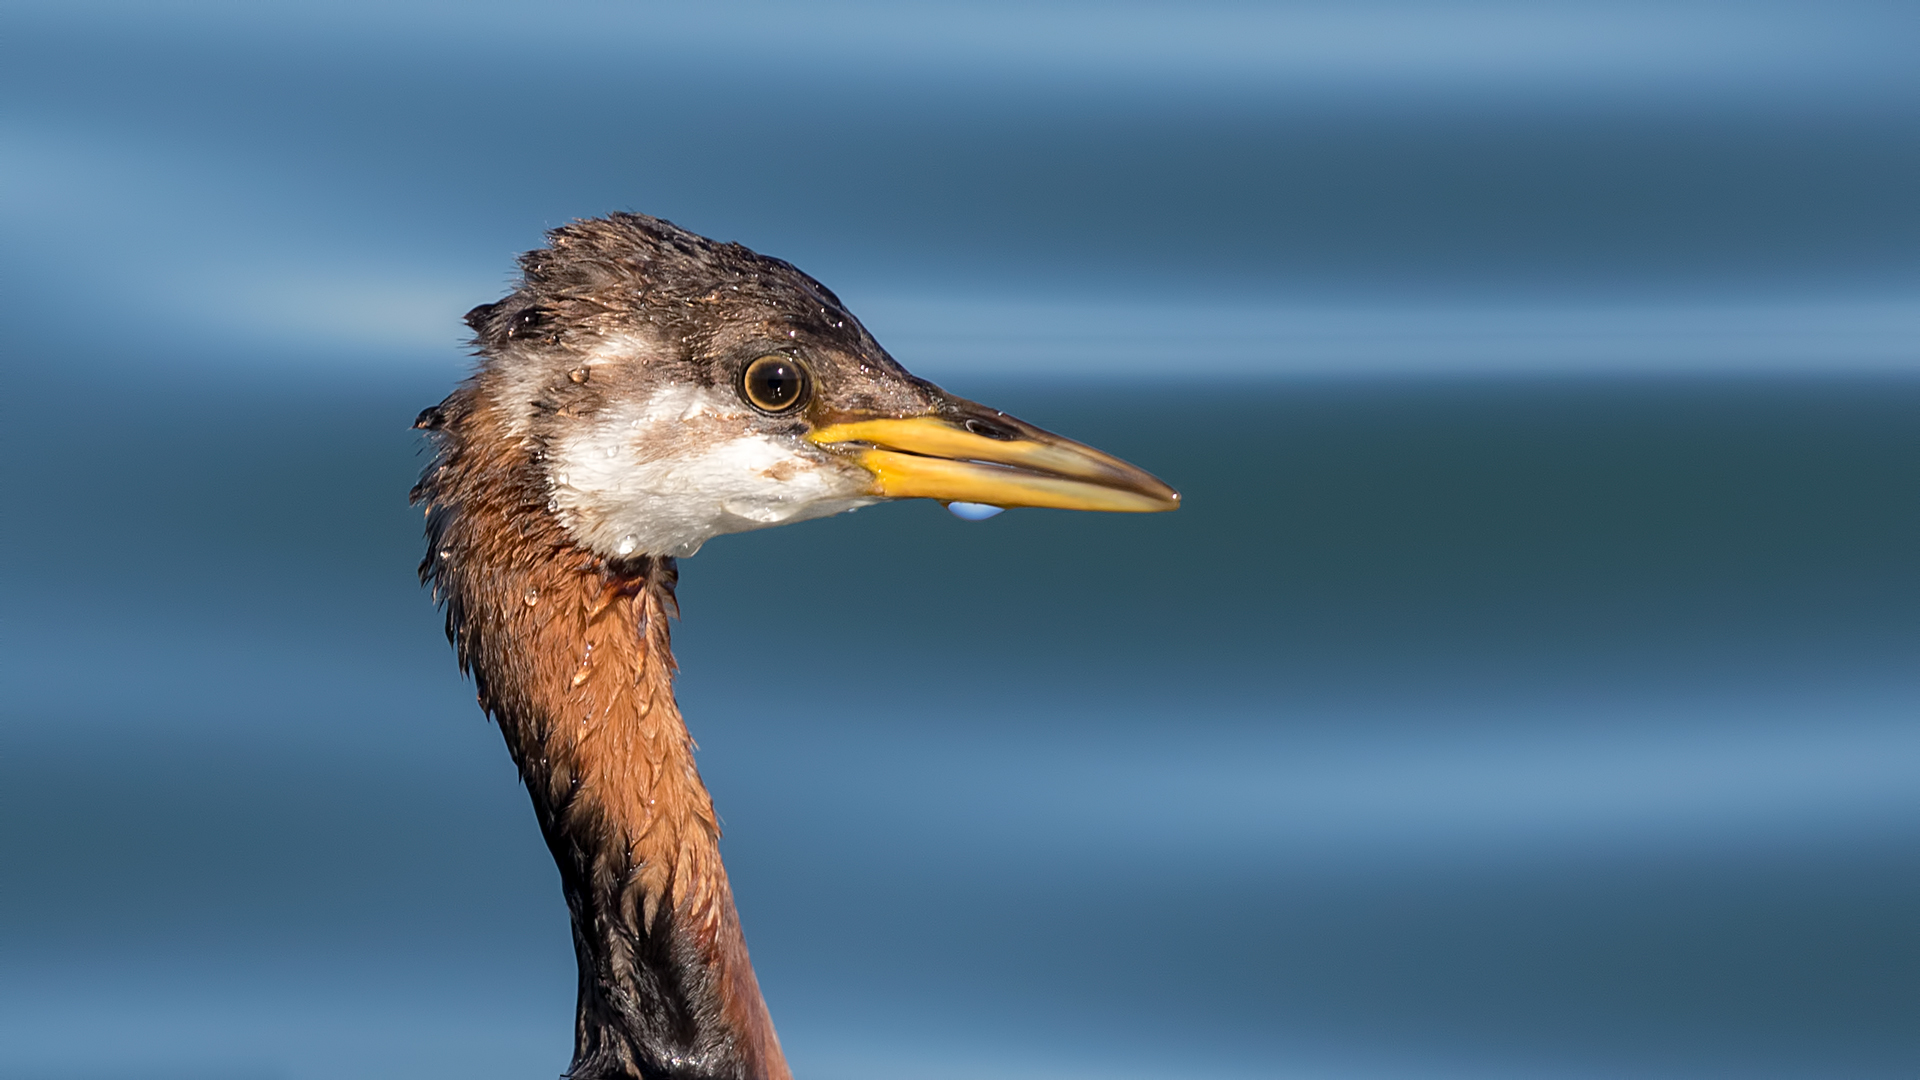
top-left (412, 213), bottom-right (1178, 1080)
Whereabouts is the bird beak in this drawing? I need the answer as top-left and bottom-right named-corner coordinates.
top-left (807, 400), bottom-right (1180, 513)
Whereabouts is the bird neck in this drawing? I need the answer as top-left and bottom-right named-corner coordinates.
top-left (419, 428), bottom-right (789, 1080)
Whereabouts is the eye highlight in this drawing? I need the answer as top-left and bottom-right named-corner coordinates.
top-left (740, 355), bottom-right (810, 413)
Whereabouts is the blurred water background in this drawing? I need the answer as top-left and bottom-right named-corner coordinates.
top-left (1, 2), bottom-right (1916, 1078)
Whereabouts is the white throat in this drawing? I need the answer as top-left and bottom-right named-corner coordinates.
top-left (547, 385), bottom-right (874, 558)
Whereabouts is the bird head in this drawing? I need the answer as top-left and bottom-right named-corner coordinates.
top-left (443, 213), bottom-right (1178, 559)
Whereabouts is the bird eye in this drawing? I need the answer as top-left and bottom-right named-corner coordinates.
top-left (740, 355), bottom-right (810, 413)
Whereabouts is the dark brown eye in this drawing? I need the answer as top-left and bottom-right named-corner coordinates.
top-left (740, 355), bottom-right (809, 413)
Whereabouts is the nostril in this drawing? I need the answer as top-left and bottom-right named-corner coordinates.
top-left (964, 417), bottom-right (1017, 441)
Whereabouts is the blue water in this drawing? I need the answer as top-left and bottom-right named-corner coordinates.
top-left (4, 1), bottom-right (1919, 371)
top-left (2, 2), bottom-right (1918, 1077)
top-left (1, 365), bottom-right (1913, 1079)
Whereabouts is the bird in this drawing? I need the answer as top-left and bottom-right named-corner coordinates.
top-left (412, 213), bottom-right (1178, 1080)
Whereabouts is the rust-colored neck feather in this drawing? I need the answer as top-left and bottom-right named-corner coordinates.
top-left (414, 393), bottom-right (789, 1080)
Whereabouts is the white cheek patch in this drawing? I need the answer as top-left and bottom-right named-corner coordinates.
top-left (548, 385), bottom-right (875, 558)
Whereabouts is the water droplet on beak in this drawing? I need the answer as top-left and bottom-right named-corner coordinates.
top-left (947, 502), bottom-right (1005, 521)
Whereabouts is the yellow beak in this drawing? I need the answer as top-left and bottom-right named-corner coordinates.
top-left (807, 411), bottom-right (1179, 513)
